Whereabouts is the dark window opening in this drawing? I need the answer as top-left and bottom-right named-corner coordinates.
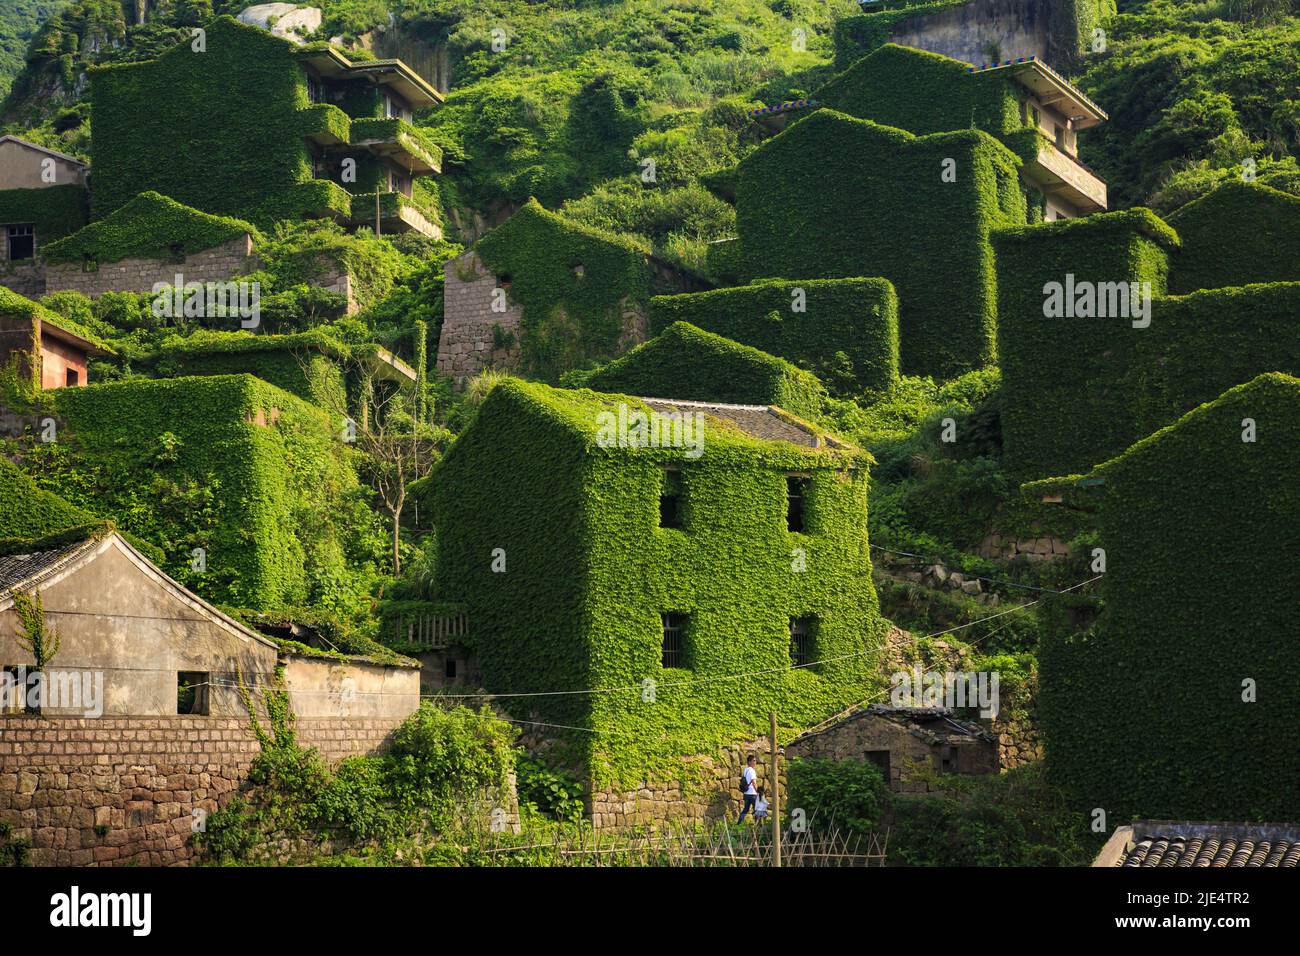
top-left (177, 672), bottom-right (210, 716)
top-left (786, 475), bottom-right (808, 532)
top-left (659, 469), bottom-right (682, 529)
top-left (865, 750), bottom-right (891, 781)
top-left (3, 666), bottom-right (39, 714)
top-left (65, 369), bottom-right (79, 387)
top-left (307, 75), bottom-right (322, 104)
top-left (445, 658), bottom-right (458, 680)
top-left (661, 612), bottom-right (687, 669)
top-left (939, 746), bottom-right (959, 773)
top-left (789, 617), bottom-right (813, 668)
top-left (6, 225), bottom-right (34, 261)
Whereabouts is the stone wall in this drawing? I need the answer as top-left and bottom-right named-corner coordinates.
top-left (784, 713), bottom-right (999, 793)
top-left (0, 262), bottom-right (46, 299)
top-left (588, 736), bottom-right (787, 829)
top-left (990, 674), bottom-right (1044, 770)
top-left (0, 714), bottom-right (408, 866)
top-left (974, 531), bottom-right (1071, 561)
top-left (42, 235), bottom-right (259, 299)
top-left (436, 251), bottom-right (523, 384)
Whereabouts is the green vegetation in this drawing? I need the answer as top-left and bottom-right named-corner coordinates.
top-left (994, 208), bottom-right (1300, 477)
top-left (583, 321), bottom-right (828, 420)
top-left (733, 110), bottom-right (1024, 378)
top-left (473, 198), bottom-right (653, 380)
top-left (1166, 179), bottom-right (1300, 292)
top-left (429, 378), bottom-right (885, 788)
top-left (41, 190), bottom-right (259, 265)
top-left (0, 183), bottom-right (88, 253)
top-left (650, 278), bottom-right (900, 396)
top-left (197, 701), bottom-right (518, 864)
top-left (1034, 373), bottom-right (1299, 822)
top-left (13, 374), bottom-right (387, 618)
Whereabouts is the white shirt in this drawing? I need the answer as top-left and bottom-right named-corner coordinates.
top-left (755, 799), bottom-right (769, 817)
top-left (743, 767), bottom-right (757, 795)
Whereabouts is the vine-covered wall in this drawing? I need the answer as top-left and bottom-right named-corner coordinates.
top-left (429, 380), bottom-right (887, 789)
top-left (473, 199), bottom-right (653, 381)
top-left (1035, 373), bottom-right (1300, 822)
top-left (994, 209), bottom-right (1300, 478)
top-left (0, 183), bottom-right (88, 250)
top-left (585, 321), bottom-right (827, 421)
top-left (649, 278), bottom-right (900, 396)
top-left (18, 374), bottom-right (380, 614)
top-left (733, 110), bottom-right (1025, 378)
top-left (1166, 180), bottom-right (1300, 294)
top-left (42, 191), bottom-right (260, 265)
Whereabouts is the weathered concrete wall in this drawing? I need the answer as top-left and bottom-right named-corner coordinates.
top-left (0, 714), bottom-right (410, 865)
top-left (43, 235), bottom-right (259, 299)
top-left (436, 250), bottom-right (523, 384)
top-left (889, 0), bottom-right (1057, 68)
top-left (37, 331), bottom-right (88, 390)
top-left (0, 141), bottom-right (86, 189)
top-left (0, 538), bottom-right (279, 718)
top-left (282, 655), bottom-right (420, 720)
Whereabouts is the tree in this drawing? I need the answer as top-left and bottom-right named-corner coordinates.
top-left (12, 589), bottom-right (60, 669)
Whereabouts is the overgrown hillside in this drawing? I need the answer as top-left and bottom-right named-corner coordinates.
top-left (0, 0), bottom-right (69, 100)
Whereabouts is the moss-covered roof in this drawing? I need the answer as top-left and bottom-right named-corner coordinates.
top-left (472, 378), bottom-right (864, 464)
top-left (41, 190), bottom-right (262, 265)
top-left (0, 457), bottom-right (104, 552)
top-left (152, 329), bottom-right (351, 362)
top-left (992, 207), bottom-right (1181, 250)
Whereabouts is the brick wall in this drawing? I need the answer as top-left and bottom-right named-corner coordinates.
top-left (42, 235), bottom-right (259, 299)
top-left (436, 251), bottom-right (523, 383)
top-left (0, 714), bottom-right (407, 866)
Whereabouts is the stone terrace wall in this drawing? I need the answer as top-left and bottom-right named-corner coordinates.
top-left (437, 251), bottom-right (523, 384)
top-left (589, 736), bottom-right (788, 829)
top-left (0, 714), bottom-right (406, 866)
top-left (43, 235), bottom-right (259, 298)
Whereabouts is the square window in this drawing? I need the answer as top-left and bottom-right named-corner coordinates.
top-left (659, 470), bottom-right (683, 529)
top-left (445, 658), bottom-right (458, 680)
top-left (786, 475), bottom-right (809, 532)
top-left (661, 612), bottom-right (687, 668)
top-left (789, 617), bottom-right (813, 668)
top-left (866, 749), bottom-right (891, 780)
top-left (177, 672), bottom-right (210, 716)
top-left (6, 225), bottom-right (35, 262)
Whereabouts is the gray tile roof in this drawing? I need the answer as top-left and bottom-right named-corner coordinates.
top-left (0, 538), bottom-right (95, 599)
top-left (642, 398), bottom-right (842, 449)
top-left (1115, 823), bottom-right (1300, 867)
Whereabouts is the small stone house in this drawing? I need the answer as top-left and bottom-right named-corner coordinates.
top-left (0, 136), bottom-right (90, 298)
top-left (0, 526), bottom-right (421, 865)
top-left (784, 704), bottom-right (999, 792)
top-left (437, 200), bottom-right (708, 384)
top-left (0, 286), bottom-right (113, 390)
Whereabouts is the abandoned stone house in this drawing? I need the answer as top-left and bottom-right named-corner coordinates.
top-left (784, 704), bottom-right (1000, 792)
top-left (0, 287), bottom-right (112, 390)
top-left (0, 527), bottom-right (421, 865)
top-left (437, 201), bottom-right (710, 384)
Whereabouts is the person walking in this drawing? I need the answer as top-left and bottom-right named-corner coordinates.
top-left (737, 754), bottom-right (759, 823)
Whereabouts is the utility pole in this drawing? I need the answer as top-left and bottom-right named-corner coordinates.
top-left (770, 710), bottom-right (781, 867)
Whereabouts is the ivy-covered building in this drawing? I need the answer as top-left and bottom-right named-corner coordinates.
top-left (437, 199), bottom-right (707, 384)
top-left (1031, 372), bottom-right (1300, 822)
top-left (0, 286), bottom-right (113, 390)
top-left (0, 136), bottom-right (90, 297)
top-left (993, 204), bottom-right (1300, 477)
top-left (87, 16), bottom-right (444, 236)
top-left (427, 379), bottom-right (887, 819)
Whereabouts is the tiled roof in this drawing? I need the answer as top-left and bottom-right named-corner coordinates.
top-left (0, 538), bottom-right (96, 598)
top-left (642, 398), bottom-right (844, 449)
top-left (788, 703), bottom-right (996, 749)
top-left (1104, 823), bottom-right (1300, 868)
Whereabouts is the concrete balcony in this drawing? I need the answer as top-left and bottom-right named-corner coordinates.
top-left (349, 190), bottom-right (442, 239)
top-left (1025, 141), bottom-right (1107, 214)
top-left (348, 119), bottom-right (442, 174)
